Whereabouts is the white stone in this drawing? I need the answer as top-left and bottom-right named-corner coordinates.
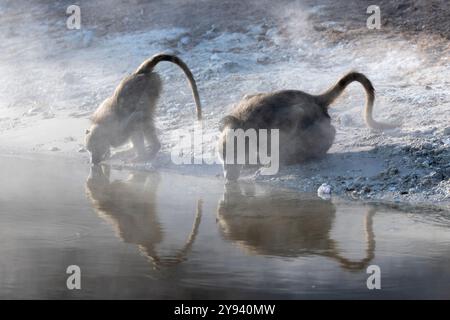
top-left (317, 183), bottom-right (332, 199)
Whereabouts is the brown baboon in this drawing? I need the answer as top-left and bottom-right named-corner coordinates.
top-left (218, 72), bottom-right (396, 181)
top-left (85, 54), bottom-right (202, 164)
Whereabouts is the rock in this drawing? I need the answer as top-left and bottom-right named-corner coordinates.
top-left (313, 25), bottom-right (327, 32)
top-left (317, 183), bottom-right (332, 199)
top-left (443, 127), bottom-right (450, 136)
top-left (256, 55), bottom-right (270, 65)
top-left (443, 138), bottom-right (450, 146)
top-left (345, 185), bottom-right (355, 191)
top-left (26, 107), bottom-right (42, 116)
top-left (222, 61), bottom-right (240, 73)
top-left (388, 167), bottom-right (399, 176)
top-left (421, 160), bottom-right (431, 167)
top-left (201, 68), bottom-right (214, 80)
top-left (402, 145), bottom-right (411, 152)
top-left (49, 147), bottom-right (60, 152)
top-left (256, 35), bottom-right (267, 42)
top-left (422, 143), bottom-right (433, 150)
top-left (427, 171), bottom-right (444, 181)
top-left (179, 35), bottom-right (191, 45)
top-left (204, 25), bottom-right (219, 39)
top-left (248, 24), bottom-right (268, 36)
top-left (350, 190), bottom-right (359, 198)
top-left (380, 166), bottom-right (399, 177)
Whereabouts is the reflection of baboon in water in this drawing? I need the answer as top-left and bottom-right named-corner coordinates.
top-left (217, 183), bottom-right (375, 271)
top-left (85, 165), bottom-right (202, 267)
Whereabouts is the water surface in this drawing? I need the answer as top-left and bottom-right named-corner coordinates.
top-left (0, 155), bottom-right (449, 299)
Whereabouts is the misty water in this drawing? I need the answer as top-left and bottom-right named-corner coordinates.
top-left (0, 155), bottom-right (449, 299)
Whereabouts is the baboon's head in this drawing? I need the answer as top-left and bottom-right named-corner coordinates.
top-left (85, 124), bottom-right (110, 164)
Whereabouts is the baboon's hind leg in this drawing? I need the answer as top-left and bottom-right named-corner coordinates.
top-left (143, 123), bottom-right (161, 160)
top-left (131, 130), bottom-right (147, 160)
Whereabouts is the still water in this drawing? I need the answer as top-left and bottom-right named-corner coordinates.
top-left (0, 155), bottom-right (449, 299)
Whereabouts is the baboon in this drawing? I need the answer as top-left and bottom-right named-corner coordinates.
top-left (217, 182), bottom-right (376, 270)
top-left (85, 54), bottom-right (202, 164)
top-left (218, 72), bottom-right (396, 181)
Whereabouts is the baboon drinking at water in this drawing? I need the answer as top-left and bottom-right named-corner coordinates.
top-left (218, 72), bottom-right (396, 181)
top-left (85, 54), bottom-right (202, 164)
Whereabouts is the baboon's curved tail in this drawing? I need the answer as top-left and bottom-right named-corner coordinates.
top-left (136, 54), bottom-right (202, 120)
top-left (316, 72), bottom-right (396, 130)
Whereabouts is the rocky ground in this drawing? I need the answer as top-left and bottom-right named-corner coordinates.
top-left (0, 0), bottom-right (449, 210)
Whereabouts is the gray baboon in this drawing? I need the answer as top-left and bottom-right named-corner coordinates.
top-left (85, 54), bottom-right (202, 164)
top-left (218, 72), bottom-right (396, 180)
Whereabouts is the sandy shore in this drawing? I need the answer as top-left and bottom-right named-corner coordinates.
top-left (0, 0), bottom-right (448, 210)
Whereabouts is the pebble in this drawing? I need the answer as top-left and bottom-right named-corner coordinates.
top-left (256, 55), bottom-right (270, 65)
top-left (444, 127), bottom-right (450, 136)
top-left (443, 138), bottom-right (450, 146)
top-left (317, 183), bottom-right (332, 199)
top-left (26, 107), bottom-right (41, 116)
top-left (222, 61), bottom-right (241, 73)
top-left (179, 36), bottom-right (190, 45)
